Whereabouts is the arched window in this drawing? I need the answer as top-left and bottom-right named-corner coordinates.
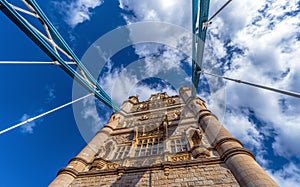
top-left (103, 141), bottom-right (113, 159)
top-left (191, 131), bottom-right (201, 146)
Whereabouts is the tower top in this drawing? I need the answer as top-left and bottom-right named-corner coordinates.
top-left (120, 86), bottom-right (206, 114)
top-left (50, 86), bottom-right (278, 187)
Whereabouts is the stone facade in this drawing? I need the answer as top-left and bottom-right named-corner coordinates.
top-left (50, 87), bottom-right (278, 187)
top-left (69, 164), bottom-right (238, 187)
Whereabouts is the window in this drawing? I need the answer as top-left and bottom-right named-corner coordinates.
top-left (135, 138), bottom-right (164, 157)
top-left (170, 138), bottom-right (188, 153)
top-left (113, 146), bottom-right (131, 160)
top-left (103, 142), bottom-right (113, 158)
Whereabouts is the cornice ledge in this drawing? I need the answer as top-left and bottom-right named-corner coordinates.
top-left (214, 137), bottom-right (244, 148)
top-left (198, 111), bottom-right (218, 122)
top-left (57, 167), bottom-right (78, 178)
top-left (68, 157), bottom-right (89, 166)
top-left (221, 147), bottom-right (255, 162)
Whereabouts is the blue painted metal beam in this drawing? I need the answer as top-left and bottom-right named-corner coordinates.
top-left (0, 0), bottom-right (120, 111)
top-left (25, 0), bottom-right (113, 103)
top-left (192, 0), bottom-right (210, 96)
top-left (25, 0), bottom-right (119, 110)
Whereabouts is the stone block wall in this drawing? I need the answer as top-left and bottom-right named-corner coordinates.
top-left (69, 163), bottom-right (239, 187)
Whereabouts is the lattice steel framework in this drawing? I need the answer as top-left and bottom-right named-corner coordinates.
top-left (2, 0), bottom-right (299, 134)
top-left (192, 0), bottom-right (210, 95)
top-left (0, 0), bottom-right (120, 111)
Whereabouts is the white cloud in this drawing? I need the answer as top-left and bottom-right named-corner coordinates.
top-left (98, 60), bottom-right (179, 104)
top-left (99, 64), bottom-right (139, 105)
top-left (18, 87), bottom-right (57, 134)
top-left (268, 162), bottom-right (300, 187)
top-left (54, 0), bottom-right (104, 28)
top-left (223, 109), bottom-right (270, 167)
top-left (207, 0), bottom-right (300, 161)
top-left (117, 0), bottom-right (300, 183)
top-left (119, 0), bottom-right (191, 29)
top-left (224, 110), bottom-right (263, 150)
top-left (46, 86), bottom-right (56, 102)
top-left (272, 119), bottom-right (300, 159)
top-left (118, 0), bottom-right (193, 82)
top-left (129, 83), bottom-right (177, 102)
top-left (20, 114), bottom-right (36, 134)
top-left (81, 96), bottom-right (109, 133)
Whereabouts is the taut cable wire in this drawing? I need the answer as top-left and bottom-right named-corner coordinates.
top-left (202, 71), bottom-right (300, 98)
top-left (0, 93), bottom-right (93, 135)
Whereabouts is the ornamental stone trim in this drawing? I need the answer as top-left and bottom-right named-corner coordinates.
top-left (221, 147), bottom-right (255, 162)
top-left (57, 168), bottom-right (78, 178)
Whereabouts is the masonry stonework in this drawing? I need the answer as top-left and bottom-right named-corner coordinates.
top-left (49, 86), bottom-right (278, 187)
top-left (68, 164), bottom-right (238, 187)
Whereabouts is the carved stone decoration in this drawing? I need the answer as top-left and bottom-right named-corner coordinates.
top-left (184, 127), bottom-right (211, 158)
top-left (186, 128), bottom-right (202, 148)
top-left (122, 120), bottom-right (134, 128)
top-left (137, 122), bottom-right (166, 138)
top-left (109, 114), bottom-right (120, 122)
top-left (165, 98), bottom-right (176, 105)
top-left (164, 167), bottom-right (170, 176)
top-left (169, 153), bottom-right (190, 162)
top-left (168, 111), bottom-right (181, 121)
top-left (90, 158), bottom-right (120, 171)
top-left (128, 96), bottom-right (139, 104)
top-left (50, 89), bottom-right (277, 187)
top-left (107, 163), bottom-right (120, 169)
top-left (150, 93), bottom-right (167, 101)
top-left (114, 133), bottom-right (133, 144)
top-left (93, 159), bottom-right (106, 170)
top-left (137, 102), bottom-right (148, 111)
top-left (191, 146), bottom-right (211, 158)
top-left (139, 114), bottom-right (149, 121)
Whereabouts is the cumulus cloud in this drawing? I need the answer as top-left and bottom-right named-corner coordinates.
top-left (272, 119), bottom-right (300, 159)
top-left (268, 162), bottom-right (300, 187)
top-left (208, 0), bottom-right (300, 161)
top-left (119, 0), bottom-right (191, 29)
top-left (46, 86), bottom-right (56, 102)
top-left (18, 86), bottom-right (57, 134)
top-left (116, 0), bottom-right (300, 182)
top-left (98, 60), bottom-right (179, 104)
top-left (224, 110), bottom-right (264, 150)
top-left (54, 0), bottom-right (104, 28)
top-left (20, 114), bottom-right (36, 134)
top-left (81, 96), bottom-right (109, 133)
top-left (118, 0), bottom-right (194, 82)
top-left (66, 0), bottom-right (300, 180)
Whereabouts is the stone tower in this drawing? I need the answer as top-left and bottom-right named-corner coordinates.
top-left (49, 86), bottom-right (278, 187)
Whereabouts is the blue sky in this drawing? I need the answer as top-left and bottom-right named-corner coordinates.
top-left (1, 0), bottom-right (300, 186)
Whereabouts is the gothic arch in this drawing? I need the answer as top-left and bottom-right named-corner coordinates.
top-left (102, 139), bottom-right (117, 160)
top-left (186, 127), bottom-right (202, 148)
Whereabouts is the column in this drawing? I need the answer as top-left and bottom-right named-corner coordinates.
top-left (179, 86), bottom-right (278, 187)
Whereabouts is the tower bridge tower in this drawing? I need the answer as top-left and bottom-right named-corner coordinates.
top-left (50, 87), bottom-right (278, 187)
